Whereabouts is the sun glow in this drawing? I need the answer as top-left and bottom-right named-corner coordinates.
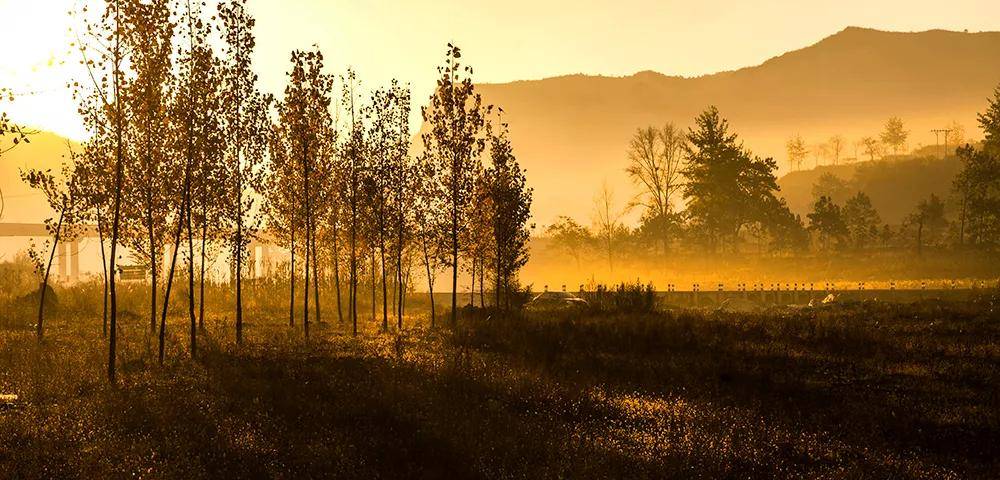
top-left (0, 1), bottom-right (83, 140)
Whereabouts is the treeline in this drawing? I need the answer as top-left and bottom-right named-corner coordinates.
top-left (786, 117), bottom-right (968, 171)
top-left (18, 1), bottom-right (532, 382)
top-left (547, 91), bottom-right (1000, 266)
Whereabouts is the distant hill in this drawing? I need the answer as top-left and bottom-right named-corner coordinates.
top-left (777, 156), bottom-right (964, 224)
top-left (471, 27), bottom-right (1000, 225)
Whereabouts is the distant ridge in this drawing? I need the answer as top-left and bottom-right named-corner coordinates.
top-left (469, 28), bottom-right (1000, 224)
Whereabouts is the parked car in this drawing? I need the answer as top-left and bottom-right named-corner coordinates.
top-left (526, 291), bottom-right (589, 311)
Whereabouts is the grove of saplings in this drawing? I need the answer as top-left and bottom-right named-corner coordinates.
top-left (19, 0), bottom-right (532, 383)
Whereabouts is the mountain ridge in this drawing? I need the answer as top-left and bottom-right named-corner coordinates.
top-left (470, 27), bottom-right (1000, 225)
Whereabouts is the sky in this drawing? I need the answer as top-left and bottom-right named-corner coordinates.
top-left (1, 0), bottom-right (998, 140)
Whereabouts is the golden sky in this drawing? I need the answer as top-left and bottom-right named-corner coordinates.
top-left (1, 0), bottom-right (998, 139)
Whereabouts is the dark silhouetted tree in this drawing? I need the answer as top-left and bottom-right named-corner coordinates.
top-left (683, 106), bottom-right (780, 252)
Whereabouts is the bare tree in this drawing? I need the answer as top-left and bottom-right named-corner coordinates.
top-left (625, 123), bottom-right (685, 255)
top-left (828, 135), bottom-right (845, 165)
top-left (593, 181), bottom-right (626, 274)
top-left (786, 135), bottom-right (807, 171)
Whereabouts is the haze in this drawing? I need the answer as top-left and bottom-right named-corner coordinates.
top-left (3, 0), bottom-right (998, 139)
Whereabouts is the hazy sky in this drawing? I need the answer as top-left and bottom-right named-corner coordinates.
top-left (1, 0), bottom-right (998, 139)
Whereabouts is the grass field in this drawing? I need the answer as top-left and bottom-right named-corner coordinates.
top-left (1, 285), bottom-right (999, 478)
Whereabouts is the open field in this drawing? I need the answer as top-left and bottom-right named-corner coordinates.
top-left (2, 285), bottom-right (999, 478)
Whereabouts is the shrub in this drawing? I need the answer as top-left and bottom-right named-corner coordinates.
top-left (581, 281), bottom-right (657, 314)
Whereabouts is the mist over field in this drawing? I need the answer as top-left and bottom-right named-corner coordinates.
top-left (1, 1), bottom-right (999, 478)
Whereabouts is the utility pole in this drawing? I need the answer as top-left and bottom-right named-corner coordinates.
top-left (931, 128), bottom-right (952, 159)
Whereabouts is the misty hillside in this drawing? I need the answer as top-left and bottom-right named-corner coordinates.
top-left (777, 156), bottom-right (964, 224)
top-left (475, 27), bottom-right (1000, 225)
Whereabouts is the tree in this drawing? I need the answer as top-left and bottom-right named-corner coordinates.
top-left (828, 135), bottom-right (845, 165)
top-left (593, 182), bottom-right (627, 274)
top-left (947, 121), bottom-right (967, 149)
top-left (273, 48), bottom-right (334, 337)
top-left (907, 194), bottom-right (946, 254)
top-left (339, 69), bottom-right (369, 335)
top-left (880, 117), bottom-right (908, 155)
top-left (421, 44), bottom-right (487, 326)
top-left (682, 106), bottom-right (781, 252)
top-left (785, 135), bottom-right (807, 172)
top-left (121, 0), bottom-right (174, 336)
top-left (842, 192), bottom-right (881, 249)
top-left (860, 136), bottom-right (882, 161)
top-left (484, 111), bottom-right (533, 309)
top-left (20, 152), bottom-right (84, 339)
top-left (74, 138), bottom-right (114, 337)
top-left (219, 0), bottom-right (271, 343)
top-left (385, 82), bottom-right (414, 328)
top-left (73, 0), bottom-right (133, 382)
top-left (953, 84), bottom-right (1000, 247)
top-left (545, 216), bottom-right (591, 267)
top-left (807, 196), bottom-right (846, 251)
top-left (414, 148), bottom-right (445, 327)
top-left (811, 172), bottom-right (852, 204)
top-left (171, 0), bottom-right (224, 352)
top-left (761, 198), bottom-right (808, 254)
top-left (625, 123), bottom-right (685, 255)
top-left (369, 82), bottom-right (411, 329)
top-left (158, 0), bottom-right (223, 361)
top-left (978, 85), bottom-right (1000, 154)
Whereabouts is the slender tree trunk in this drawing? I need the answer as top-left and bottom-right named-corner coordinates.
top-left (109, 33), bottom-right (124, 382)
top-left (396, 225), bottom-right (403, 329)
top-left (332, 225), bottom-right (343, 323)
top-left (495, 238), bottom-right (502, 309)
top-left (159, 200), bottom-right (187, 365)
top-left (469, 257), bottom-right (475, 308)
top-left (371, 246), bottom-right (376, 323)
top-left (302, 141), bottom-right (311, 337)
top-left (185, 197), bottom-right (198, 358)
top-left (236, 196), bottom-right (243, 344)
top-left (148, 214), bottom-right (158, 335)
top-left (303, 214), bottom-right (310, 337)
top-left (97, 207), bottom-right (108, 337)
top-left (289, 226), bottom-right (295, 326)
top-left (422, 235), bottom-right (435, 327)
top-left (311, 224), bottom-right (320, 325)
top-left (186, 185), bottom-right (196, 358)
top-left (451, 205), bottom-right (458, 326)
top-left (183, 0), bottom-right (197, 359)
top-left (37, 209), bottom-right (65, 339)
top-left (479, 257), bottom-right (485, 308)
top-left (380, 227), bottom-right (388, 332)
top-left (199, 191), bottom-right (207, 329)
top-left (350, 197), bottom-right (357, 336)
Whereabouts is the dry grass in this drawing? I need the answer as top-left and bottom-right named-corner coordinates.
top-left (1, 282), bottom-right (998, 478)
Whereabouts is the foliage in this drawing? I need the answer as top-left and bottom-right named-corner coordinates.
top-left (842, 192), bottom-right (881, 249)
top-left (682, 106), bottom-right (781, 252)
top-left (880, 116), bottom-right (909, 154)
top-left (421, 43), bottom-right (489, 325)
top-left (807, 196), bottom-right (846, 251)
top-left (785, 134), bottom-right (807, 171)
top-left (581, 281), bottom-right (657, 314)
